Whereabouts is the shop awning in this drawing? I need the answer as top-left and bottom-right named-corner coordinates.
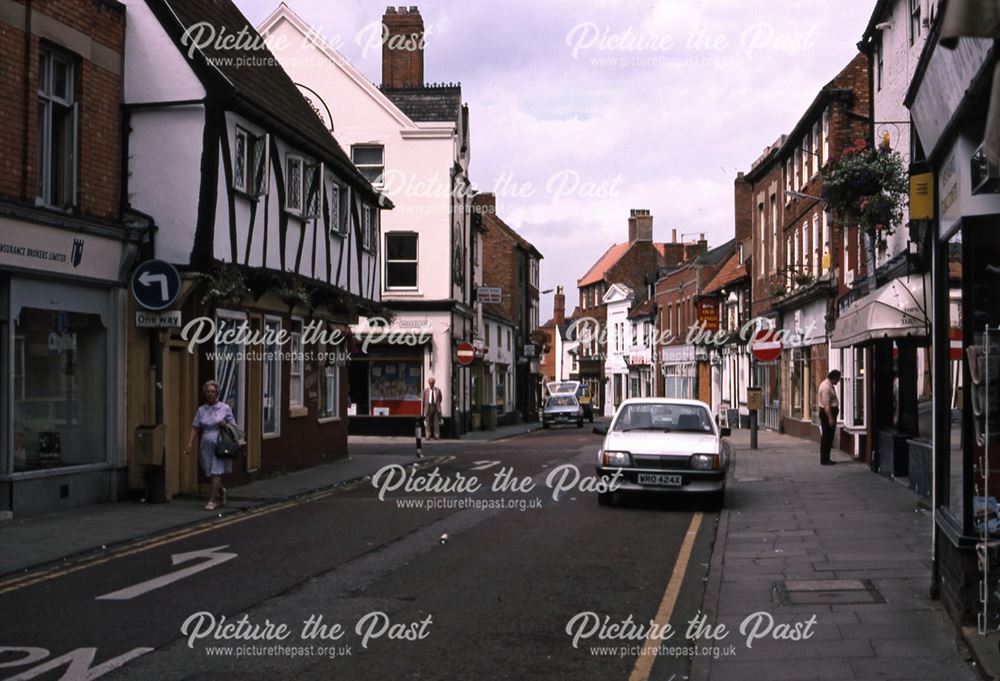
top-left (830, 273), bottom-right (930, 349)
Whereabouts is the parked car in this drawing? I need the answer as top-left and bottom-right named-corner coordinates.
top-left (543, 394), bottom-right (584, 429)
top-left (546, 381), bottom-right (593, 422)
top-left (593, 398), bottom-right (731, 507)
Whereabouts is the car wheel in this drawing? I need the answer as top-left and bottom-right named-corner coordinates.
top-left (598, 491), bottom-right (614, 506)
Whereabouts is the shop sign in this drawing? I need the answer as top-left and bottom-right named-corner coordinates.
top-left (0, 216), bottom-right (125, 282)
top-left (697, 300), bottom-right (720, 332)
top-left (746, 387), bottom-right (763, 411)
top-left (910, 172), bottom-right (935, 220)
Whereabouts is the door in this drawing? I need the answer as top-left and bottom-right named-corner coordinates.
top-left (165, 343), bottom-right (198, 497)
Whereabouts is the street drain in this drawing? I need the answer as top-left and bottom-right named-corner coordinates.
top-left (774, 579), bottom-right (884, 605)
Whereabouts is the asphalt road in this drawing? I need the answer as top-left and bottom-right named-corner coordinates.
top-left (0, 426), bottom-right (718, 681)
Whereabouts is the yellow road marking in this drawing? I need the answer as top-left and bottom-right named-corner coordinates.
top-left (0, 456), bottom-right (453, 595)
top-left (628, 512), bottom-right (703, 681)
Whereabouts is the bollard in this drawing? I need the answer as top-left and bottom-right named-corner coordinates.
top-left (415, 416), bottom-right (424, 458)
top-left (750, 409), bottom-right (758, 450)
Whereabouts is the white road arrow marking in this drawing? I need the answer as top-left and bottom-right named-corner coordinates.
top-left (469, 460), bottom-right (501, 471)
top-left (137, 271), bottom-right (169, 301)
top-left (96, 545), bottom-right (237, 601)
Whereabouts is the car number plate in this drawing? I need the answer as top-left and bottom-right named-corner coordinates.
top-left (637, 473), bottom-right (682, 487)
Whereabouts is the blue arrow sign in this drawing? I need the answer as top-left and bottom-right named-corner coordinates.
top-left (131, 260), bottom-right (181, 311)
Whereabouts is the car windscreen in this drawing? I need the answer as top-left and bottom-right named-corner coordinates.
top-left (612, 403), bottom-right (713, 433)
top-left (546, 396), bottom-right (577, 408)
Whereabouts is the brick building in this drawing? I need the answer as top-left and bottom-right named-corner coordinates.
top-left (0, 0), bottom-right (141, 515)
top-left (738, 53), bottom-right (872, 440)
top-left (573, 210), bottom-right (698, 411)
top-left (653, 241), bottom-right (733, 404)
top-left (473, 193), bottom-right (543, 424)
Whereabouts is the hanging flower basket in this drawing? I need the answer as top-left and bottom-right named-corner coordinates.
top-left (821, 139), bottom-right (908, 252)
top-left (201, 265), bottom-right (250, 307)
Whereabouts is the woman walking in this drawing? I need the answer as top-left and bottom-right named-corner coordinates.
top-left (185, 380), bottom-right (238, 510)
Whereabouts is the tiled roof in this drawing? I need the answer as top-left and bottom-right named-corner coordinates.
top-left (578, 243), bottom-right (630, 287)
top-left (152, 0), bottom-right (381, 202)
top-left (628, 296), bottom-right (656, 320)
top-left (701, 252), bottom-right (748, 295)
top-left (380, 85), bottom-right (463, 123)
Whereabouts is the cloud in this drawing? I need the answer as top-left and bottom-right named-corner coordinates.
top-left (236, 0), bottom-right (875, 319)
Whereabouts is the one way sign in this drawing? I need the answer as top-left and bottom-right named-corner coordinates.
top-left (131, 260), bottom-right (181, 311)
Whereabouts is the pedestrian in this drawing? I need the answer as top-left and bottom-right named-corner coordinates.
top-left (423, 377), bottom-right (443, 440)
top-left (185, 380), bottom-right (238, 510)
top-left (817, 370), bottom-right (841, 466)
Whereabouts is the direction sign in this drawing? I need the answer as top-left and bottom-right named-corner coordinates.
top-left (751, 329), bottom-right (782, 363)
top-left (132, 260), bottom-right (181, 311)
top-left (477, 287), bottom-right (503, 305)
top-left (456, 341), bottom-right (476, 366)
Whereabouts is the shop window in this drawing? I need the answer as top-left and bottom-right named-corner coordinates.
top-left (789, 348), bottom-right (806, 419)
top-left (12, 309), bottom-right (106, 472)
top-left (496, 370), bottom-right (507, 409)
top-left (385, 233), bottom-right (418, 289)
top-left (853, 347), bottom-right (866, 428)
top-left (943, 229), bottom-right (963, 523)
top-left (319, 356), bottom-right (339, 419)
top-left (215, 313), bottom-right (246, 429)
top-left (370, 360), bottom-right (422, 416)
top-left (262, 316), bottom-right (281, 436)
top-left (37, 47), bottom-right (77, 210)
top-left (289, 318), bottom-right (304, 407)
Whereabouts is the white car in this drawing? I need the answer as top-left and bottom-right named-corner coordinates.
top-left (593, 398), bottom-right (731, 507)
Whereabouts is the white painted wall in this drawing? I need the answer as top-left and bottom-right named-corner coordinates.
top-left (122, 0), bottom-right (205, 104)
top-left (259, 9), bottom-right (462, 303)
top-left (872, 0), bottom-right (936, 265)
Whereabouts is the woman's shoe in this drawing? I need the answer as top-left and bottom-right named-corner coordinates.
top-left (204, 501), bottom-right (217, 511)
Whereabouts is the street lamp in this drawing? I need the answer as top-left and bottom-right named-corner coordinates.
top-left (785, 189), bottom-right (824, 202)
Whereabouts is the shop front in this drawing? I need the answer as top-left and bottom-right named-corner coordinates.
top-left (831, 272), bottom-right (932, 478)
top-left (0, 213), bottom-right (133, 516)
top-left (661, 345), bottom-right (696, 400)
top-left (774, 297), bottom-right (831, 440)
top-left (905, 13), bottom-right (1000, 627)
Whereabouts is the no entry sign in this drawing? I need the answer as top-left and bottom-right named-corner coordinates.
top-left (456, 342), bottom-right (476, 366)
top-left (751, 329), bottom-right (782, 363)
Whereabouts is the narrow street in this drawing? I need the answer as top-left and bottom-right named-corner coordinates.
top-left (0, 427), bottom-right (716, 681)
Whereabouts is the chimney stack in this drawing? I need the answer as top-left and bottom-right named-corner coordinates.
top-left (553, 286), bottom-right (566, 325)
top-left (734, 172), bottom-right (752, 244)
top-left (627, 209), bottom-right (653, 243)
top-left (382, 6), bottom-right (424, 89)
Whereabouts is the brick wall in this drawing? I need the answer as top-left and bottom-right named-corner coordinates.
top-left (0, 0), bottom-right (124, 220)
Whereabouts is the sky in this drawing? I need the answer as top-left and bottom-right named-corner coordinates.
top-left (235, 0), bottom-right (876, 320)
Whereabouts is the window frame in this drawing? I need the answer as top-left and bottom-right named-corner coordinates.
top-left (36, 45), bottom-right (77, 210)
top-left (289, 317), bottom-right (305, 409)
top-left (351, 144), bottom-right (385, 187)
top-left (285, 153), bottom-right (305, 215)
top-left (262, 315), bottom-right (282, 438)
top-left (384, 231), bottom-right (418, 291)
top-left (318, 352), bottom-right (340, 421)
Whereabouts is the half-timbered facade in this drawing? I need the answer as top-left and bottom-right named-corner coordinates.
top-left (259, 4), bottom-right (474, 438)
top-left (122, 0), bottom-right (388, 498)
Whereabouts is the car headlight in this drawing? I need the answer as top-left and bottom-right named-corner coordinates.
top-left (601, 451), bottom-right (632, 467)
top-left (691, 454), bottom-right (720, 470)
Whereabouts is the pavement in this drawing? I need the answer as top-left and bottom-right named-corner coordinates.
top-left (692, 428), bottom-right (980, 681)
top-left (346, 419), bottom-right (545, 446)
top-left (0, 452), bottom-right (420, 577)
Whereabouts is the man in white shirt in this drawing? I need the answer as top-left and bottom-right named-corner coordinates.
top-left (423, 377), bottom-right (443, 439)
top-left (817, 370), bottom-right (841, 465)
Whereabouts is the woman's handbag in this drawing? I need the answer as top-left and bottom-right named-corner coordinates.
top-left (215, 423), bottom-right (241, 459)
